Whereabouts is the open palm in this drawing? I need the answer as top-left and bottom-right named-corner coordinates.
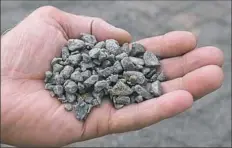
top-left (1, 6), bottom-right (224, 147)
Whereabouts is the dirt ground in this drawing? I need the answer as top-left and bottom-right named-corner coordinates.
top-left (1, 1), bottom-right (231, 147)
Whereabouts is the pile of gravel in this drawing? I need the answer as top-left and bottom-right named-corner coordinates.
top-left (44, 33), bottom-right (166, 121)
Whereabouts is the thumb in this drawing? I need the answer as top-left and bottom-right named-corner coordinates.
top-left (31, 6), bottom-right (132, 44)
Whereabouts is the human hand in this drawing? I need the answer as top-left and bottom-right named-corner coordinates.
top-left (1, 6), bottom-right (224, 147)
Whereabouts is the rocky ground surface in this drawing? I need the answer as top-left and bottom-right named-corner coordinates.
top-left (1, 1), bottom-right (231, 147)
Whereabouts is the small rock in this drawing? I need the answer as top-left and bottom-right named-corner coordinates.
top-left (121, 43), bottom-right (131, 54)
top-left (114, 104), bottom-right (124, 109)
top-left (53, 85), bottom-right (64, 97)
top-left (67, 39), bottom-right (85, 51)
top-left (101, 60), bottom-right (112, 68)
top-left (134, 85), bottom-right (153, 99)
top-left (81, 70), bottom-right (92, 80)
top-left (70, 50), bottom-right (80, 55)
top-left (64, 103), bottom-right (73, 112)
top-left (64, 80), bottom-right (78, 94)
top-left (110, 81), bottom-right (133, 96)
top-left (94, 80), bottom-right (109, 92)
top-left (123, 71), bottom-right (146, 84)
top-left (80, 61), bottom-right (94, 71)
top-left (107, 54), bottom-right (116, 63)
top-left (157, 71), bottom-right (166, 82)
top-left (44, 71), bottom-right (53, 82)
top-left (89, 48), bottom-right (101, 58)
top-left (113, 61), bottom-right (123, 74)
top-left (150, 81), bottom-right (162, 97)
top-left (77, 82), bottom-right (85, 94)
top-left (92, 59), bottom-right (101, 66)
top-left (134, 95), bottom-right (143, 103)
top-left (80, 33), bottom-right (97, 45)
top-left (67, 54), bottom-right (82, 66)
top-left (98, 66), bottom-right (114, 77)
top-left (60, 65), bottom-right (74, 79)
top-left (98, 51), bottom-right (108, 62)
top-left (92, 90), bottom-right (103, 106)
top-left (129, 57), bottom-right (144, 65)
top-left (105, 39), bottom-right (120, 55)
top-left (45, 83), bottom-right (54, 90)
top-left (52, 63), bottom-right (64, 73)
top-left (113, 96), bottom-right (131, 105)
top-left (82, 93), bottom-right (94, 104)
top-left (143, 51), bottom-right (160, 67)
top-left (51, 58), bottom-right (63, 66)
top-left (84, 75), bottom-right (99, 87)
top-left (70, 71), bottom-right (83, 82)
top-left (85, 42), bottom-right (94, 50)
top-left (74, 100), bottom-right (91, 121)
top-left (82, 53), bottom-right (91, 62)
top-left (94, 41), bottom-right (105, 48)
top-left (142, 67), bottom-right (151, 75)
top-left (107, 74), bottom-right (118, 83)
top-left (121, 57), bottom-right (136, 71)
top-left (58, 95), bottom-right (67, 103)
top-left (61, 46), bottom-right (70, 60)
top-left (116, 53), bottom-right (128, 61)
top-left (129, 42), bottom-right (145, 56)
top-left (54, 73), bottom-right (65, 85)
top-left (146, 68), bottom-right (157, 78)
top-left (66, 93), bottom-right (77, 103)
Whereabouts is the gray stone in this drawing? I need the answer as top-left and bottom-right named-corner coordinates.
top-left (44, 71), bottom-right (53, 82)
top-left (142, 67), bottom-right (151, 75)
top-left (134, 85), bottom-right (153, 99)
top-left (58, 95), bottom-right (67, 103)
top-left (105, 39), bottom-right (120, 55)
top-left (51, 57), bottom-right (63, 66)
top-left (81, 70), bottom-right (92, 80)
top-left (113, 61), bottom-right (123, 74)
top-left (98, 66), bottom-right (114, 77)
top-left (92, 90), bottom-right (104, 106)
top-left (116, 52), bottom-right (128, 61)
top-left (113, 96), bottom-right (131, 105)
top-left (150, 73), bottom-right (158, 81)
top-left (107, 74), bottom-right (119, 83)
top-left (129, 57), bottom-right (145, 65)
top-left (61, 46), bottom-right (70, 61)
top-left (64, 103), bottom-right (73, 112)
top-left (84, 75), bottom-right (99, 87)
top-left (114, 104), bottom-right (124, 109)
top-left (121, 57), bottom-right (136, 71)
top-left (110, 81), bottom-right (133, 96)
top-left (143, 51), bottom-right (160, 67)
top-left (101, 60), bottom-right (112, 68)
top-left (85, 42), bottom-right (94, 50)
top-left (60, 65), bottom-right (74, 79)
top-left (66, 93), bottom-right (77, 103)
top-left (94, 41), bottom-right (105, 48)
top-left (53, 85), bottom-right (64, 97)
top-left (70, 71), bottom-right (83, 82)
top-left (107, 54), bottom-right (116, 63)
top-left (70, 50), bottom-right (80, 55)
top-left (54, 73), bottom-right (65, 85)
top-left (134, 95), bottom-right (144, 103)
top-left (82, 53), bottom-right (91, 62)
top-left (80, 61), bottom-right (94, 71)
top-left (64, 80), bottom-right (78, 94)
top-left (98, 51), bottom-right (108, 62)
top-left (67, 54), bottom-right (82, 66)
top-left (67, 39), bottom-right (85, 51)
top-left (82, 93), bottom-right (94, 104)
top-left (157, 71), bottom-right (166, 82)
top-left (121, 43), bottom-right (131, 54)
top-left (80, 33), bottom-right (97, 45)
top-left (150, 81), bottom-right (162, 97)
top-left (94, 80), bottom-right (109, 92)
top-left (130, 42), bottom-right (145, 56)
top-left (52, 63), bottom-right (64, 73)
top-left (146, 68), bottom-right (157, 78)
top-left (92, 59), bottom-right (101, 66)
top-left (74, 100), bottom-right (90, 121)
top-left (123, 71), bottom-right (146, 85)
top-left (45, 83), bottom-right (54, 90)
top-left (77, 82), bottom-right (85, 94)
top-left (89, 48), bottom-right (101, 58)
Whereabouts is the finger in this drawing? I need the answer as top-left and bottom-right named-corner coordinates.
top-left (160, 46), bottom-right (224, 80)
top-left (136, 31), bottom-right (197, 58)
top-left (109, 90), bottom-right (193, 133)
top-left (161, 65), bottom-right (224, 99)
top-left (31, 6), bottom-right (132, 44)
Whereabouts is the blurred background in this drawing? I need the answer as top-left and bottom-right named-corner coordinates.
top-left (1, 0), bottom-right (231, 147)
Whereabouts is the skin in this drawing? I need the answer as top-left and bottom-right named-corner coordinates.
top-left (1, 6), bottom-right (224, 147)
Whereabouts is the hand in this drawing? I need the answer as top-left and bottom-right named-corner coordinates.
top-left (1, 6), bottom-right (224, 147)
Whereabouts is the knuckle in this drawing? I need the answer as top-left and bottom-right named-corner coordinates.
top-left (32, 5), bottom-right (60, 17)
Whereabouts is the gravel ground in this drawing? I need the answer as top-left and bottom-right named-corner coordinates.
top-left (1, 1), bottom-right (231, 147)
